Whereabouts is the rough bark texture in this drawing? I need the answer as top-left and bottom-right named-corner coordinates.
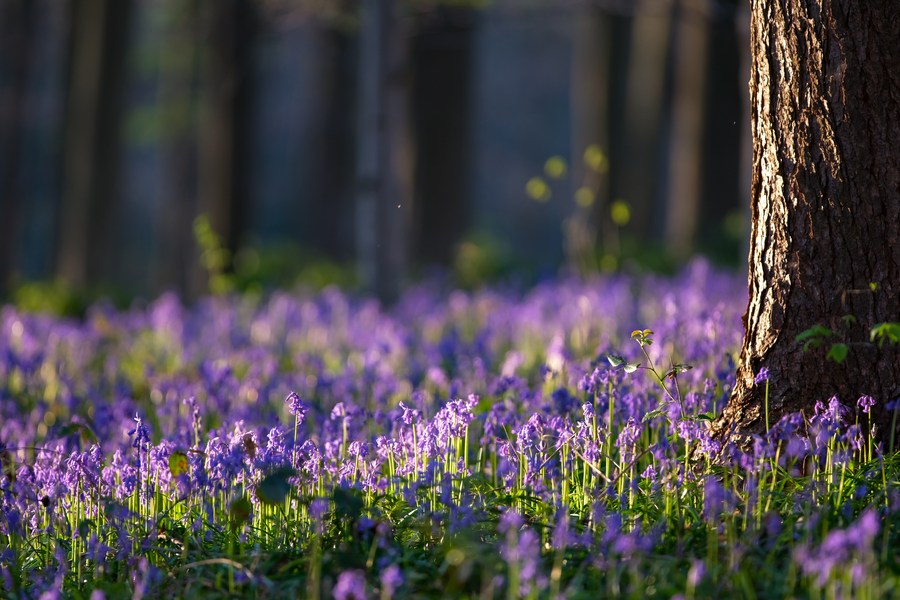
top-left (713, 1), bottom-right (900, 446)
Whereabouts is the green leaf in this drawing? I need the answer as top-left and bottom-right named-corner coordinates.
top-left (255, 467), bottom-right (296, 506)
top-left (826, 343), bottom-right (849, 363)
top-left (623, 362), bottom-right (640, 374)
top-left (870, 322), bottom-right (900, 346)
top-left (630, 329), bottom-right (654, 345)
top-left (229, 495), bottom-right (252, 530)
top-left (695, 412), bottom-right (716, 422)
top-left (56, 421), bottom-right (99, 445)
top-left (795, 324), bottom-right (832, 350)
top-left (333, 486), bottom-right (364, 520)
top-left (168, 451), bottom-right (189, 478)
top-left (840, 314), bottom-right (857, 327)
top-left (77, 519), bottom-right (94, 539)
top-left (642, 405), bottom-right (668, 423)
top-left (606, 354), bottom-right (625, 368)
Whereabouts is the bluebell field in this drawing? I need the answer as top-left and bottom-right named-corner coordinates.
top-left (1, 260), bottom-right (898, 598)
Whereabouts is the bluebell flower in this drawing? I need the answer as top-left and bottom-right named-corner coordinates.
top-left (127, 414), bottom-right (150, 449)
top-left (333, 569), bottom-right (367, 600)
top-left (285, 391), bottom-right (309, 418)
top-left (857, 395), bottom-right (876, 414)
top-left (793, 509), bottom-right (879, 586)
top-left (380, 564), bottom-right (403, 599)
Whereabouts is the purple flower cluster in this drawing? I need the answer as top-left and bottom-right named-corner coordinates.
top-left (2, 259), bottom-right (892, 598)
top-left (794, 510), bottom-right (880, 587)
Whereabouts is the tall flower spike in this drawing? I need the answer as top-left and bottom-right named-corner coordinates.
top-left (285, 391), bottom-right (309, 418)
top-left (128, 414), bottom-right (150, 449)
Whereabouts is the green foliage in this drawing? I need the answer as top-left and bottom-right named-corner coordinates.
top-left (826, 343), bottom-right (849, 364)
top-left (168, 450), bottom-right (189, 478)
top-left (10, 279), bottom-right (87, 317)
top-left (452, 231), bottom-right (511, 288)
top-left (255, 467), bottom-right (297, 506)
top-left (870, 322), bottom-right (900, 347)
top-left (194, 215), bottom-right (234, 295)
top-left (193, 214), bottom-right (357, 296)
top-left (229, 495), bottom-right (253, 531)
top-left (795, 324), bottom-right (833, 351)
top-left (797, 305), bottom-right (898, 363)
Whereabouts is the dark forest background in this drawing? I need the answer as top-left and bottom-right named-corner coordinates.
top-left (0, 0), bottom-right (749, 306)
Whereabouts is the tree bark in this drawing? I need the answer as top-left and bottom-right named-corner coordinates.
top-left (0, 0), bottom-right (35, 292)
top-left (156, 0), bottom-right (199, 295)
top-left (57, 0), bottom-right (131, 288)
top-left (714, 0), bottom-right (900, 446)
top-left (193, 0), bottom-right (254, 296)
top-left (412, 6), bottom-right (473, 267)
top-left (355, 0), bottom-right (413, 303)
top-left (568, 4), bottom-right (611, 274)
top-left (662, 0), bottom-right (709, 261)
top-left (620, 0), bottom-right (672, 241)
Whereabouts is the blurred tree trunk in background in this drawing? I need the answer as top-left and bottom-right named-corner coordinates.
top-left (309, 24), bottom-right (357, 262)
top-left (157, 0), bottom-right (198, 295)
top-left (568, 4), bottom-right (611, 274)
top-left (620, 0), bottom-right (671, 244)
top-left (356, 0), bottom-right (413, 303)
top-left (193, 0), bottom-right (255, 296)
top-left (57, 0), bottom-right (131, 288)
top-left (714, 0), bottom-right (900, 446)
top-left (412, 7), bottom-right (473, 267)
top-left (0, 0), bottom-right (35, 292)
top-left (662, 0), bottom-right (708, 261)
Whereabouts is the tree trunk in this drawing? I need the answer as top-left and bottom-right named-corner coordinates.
top-left (662, 0), bottom-right (709, 262)
top-left (620, 0), bottom-right (672, 242)
top-left (194, 0), bottom-right (254, 296)
top-left (0, 0), bottom-right (35, 292)
top-left (568, 4), bottom-right (611, 274)
top-left (412, 7), bottom-right (473, 267)
top-left (156, 0), bottom-right (199, 295)
top-left (355, 0), bottom-right (413, 303)
top-left (57, 0), bottom-right (131, 288)
top-left (714, 0), bottom-right (900, 447)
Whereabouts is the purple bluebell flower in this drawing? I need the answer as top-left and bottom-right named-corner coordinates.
top-left (333, 569), bottom-right (367, 600)
top-left (398, 401), bottom-right (420, 426)
top-left (754, 367), bottom-right (770, 385)
top-left (687, 559), bottom-right (706, 589)
top-left (127, 414), bottom-right (151, 450)
top-left (857, 395), bottom-right (876, 414)
top-left (794, 509), bottom-right (880, 586)
top-left (640, 464), bottom-right (657, 480)
top-left (380, 564), bottom-right (403, 598)
top-left (581, 402), bottom-right (594, 420)
top-left (616, 418), bottom-right (641, 449)
top-left (285, 391), bottom-right (309, 419)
